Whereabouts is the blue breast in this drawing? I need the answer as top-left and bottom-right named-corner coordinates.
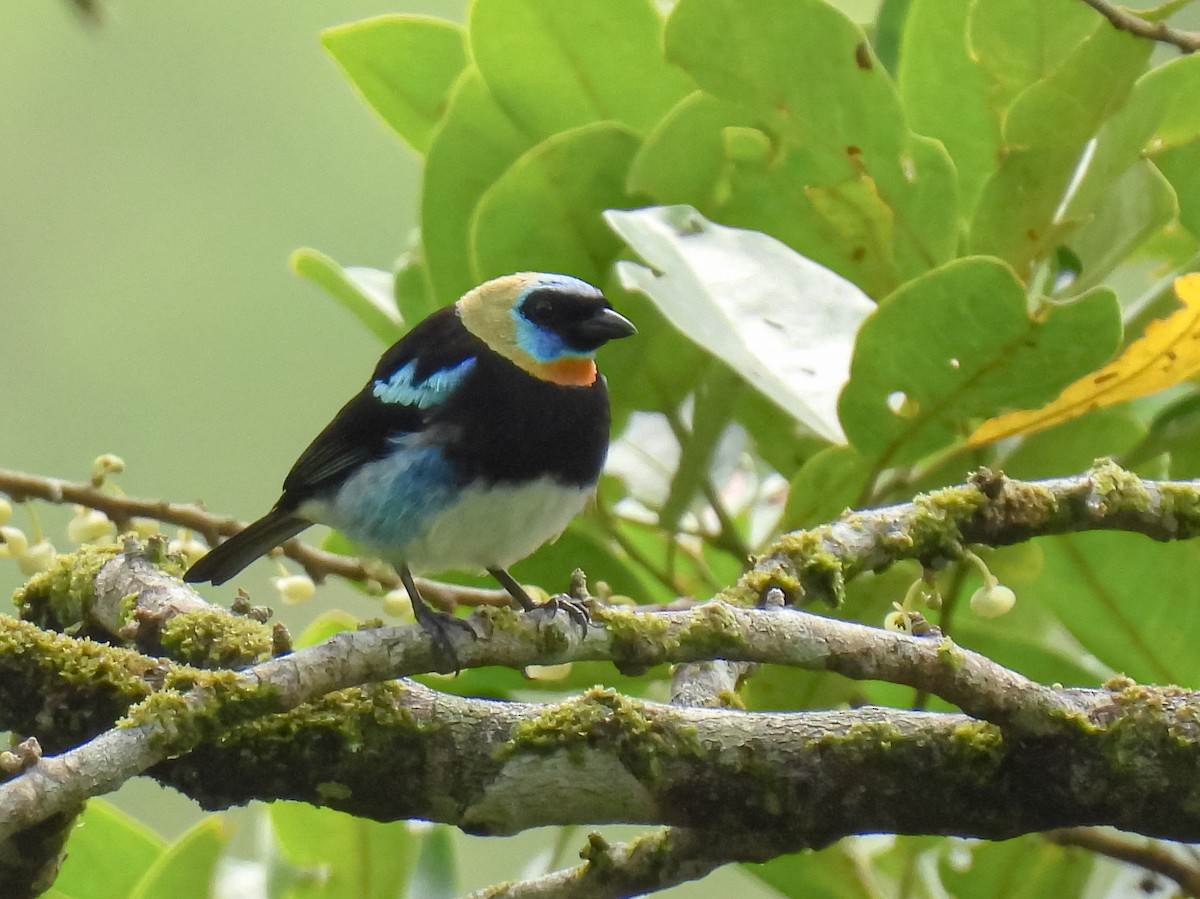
top-left (325, 437), bottom-right (460, 552)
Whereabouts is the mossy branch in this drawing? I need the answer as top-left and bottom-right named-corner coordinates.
top-left (5, 463), bottom-right (1200, 867)
top-left (725, 461), bottom-right (1200, 608)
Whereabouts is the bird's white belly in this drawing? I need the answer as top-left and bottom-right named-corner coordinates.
top-left (394, 478), bottom-right (592, 574)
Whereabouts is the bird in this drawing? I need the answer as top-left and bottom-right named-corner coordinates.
top-left (184, 272), bottom-right (636, 661)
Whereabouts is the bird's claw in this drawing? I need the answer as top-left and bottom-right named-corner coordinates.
top-left (415, 610), bottom-right (478, 674)
top-left (527, 593), bottom-right (591, 638)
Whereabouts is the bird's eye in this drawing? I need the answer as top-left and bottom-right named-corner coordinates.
top-left (523, 295), bottom-right (555, 323)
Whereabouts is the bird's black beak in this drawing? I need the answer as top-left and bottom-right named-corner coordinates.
top-left (576, 308), bottom-right (637, 345)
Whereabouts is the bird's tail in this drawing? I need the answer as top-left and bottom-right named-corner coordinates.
top-left (183, 509), bottom-right (309, 586)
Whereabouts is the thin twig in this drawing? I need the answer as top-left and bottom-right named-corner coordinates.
top-left (1047, 828), bottom-right (1200, 896)
top-left (461, 829), bottom-right (780, 899)
top-left (1076, 0), bottom-right (1200, 53)
top-left (0, 467), bottom-right (511, 610)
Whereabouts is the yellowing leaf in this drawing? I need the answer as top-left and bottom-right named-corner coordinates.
top-left (969, 274), bottom-right (1200, 447)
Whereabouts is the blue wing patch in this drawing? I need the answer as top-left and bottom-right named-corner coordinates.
top-left (373, 357), bottom-right (477, 408)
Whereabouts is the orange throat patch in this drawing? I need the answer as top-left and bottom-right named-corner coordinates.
top-left (535, 356), bottom-right (598, 386)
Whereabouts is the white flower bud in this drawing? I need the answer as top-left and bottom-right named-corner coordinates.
top-left (272, 574), bottom-right (316, 605)
top-left (91, 454), bottom-right (125, 485)
top-left (0, 499), bottom-right (11, 527)
top-left (1, 526), bottom-right (29, 558)
top-left (883, 610), bottom-right (910, 633)
top-left (67, 507), bottom-right (116, 545)
top-left (970, 583), bottom-right (1016, 618)
top-left (17, 540), bottom-right (57, 575)
top-left (130, 518), bottom-right (160, 539)
top-left (525, 663), bottom-right (572, 681)
top-left (168, 535), bottom-right (209, 566)
top-left (382, 588), bottom-right (413, 619)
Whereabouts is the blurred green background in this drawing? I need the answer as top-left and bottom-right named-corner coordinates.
top-left (0, 3), bottom-right (784, 895)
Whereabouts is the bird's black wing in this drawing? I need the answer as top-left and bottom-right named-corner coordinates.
top-left (276, 306), bottom-right (486, 509)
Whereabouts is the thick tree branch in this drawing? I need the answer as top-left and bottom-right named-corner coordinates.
top-left (142, 682), bottom-right (1200, 843)
top-left (1076, 0), bottom-right (1200, 53)
top-left (470, 624), bottom-right (763, 897)
top-left (5, 464), bottom-right (1200, 853)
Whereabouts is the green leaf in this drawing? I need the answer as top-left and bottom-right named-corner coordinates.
top-left (410, 825), bottom-right (458, 899)
top-left (744, 841), bottom-right (880, 899)
top-left (471, 122), bottom-right (640, 284)
top-left (469, 0), bottom-right (691, 139)
top-left (873, 0), bottom-right (913, 73)
top-left (322, 16), bottom-right (468, 155)
top-left (658, 365), bottom-right (741, 531)
top-left (627, 91), bottom-right (751, 208)
top-left (269, 802), bottom-right (419, 899)
top-left (422, 67), bottom-right (528, 302)
top-left (128, 815), bottom-right (229, 899)
top-left (783, 445), bottom-right (874, 531)
top-left (509, 518), bottom-right (663, 604)
top-left (1148, 53), bottom-right (1200, 150)
top-left (291, 248), bottom-right (404, 343)
top-left (969, 22), bottom-right (1151, 277)
top-left (600, 280), bottom-right (711, 421)
top-left (294, 609), bottom-right (360, 649)
top-left (1065, 53), bottom-right (1200, 226)
top-left (1030, 534), bottom-right (1200, 687)
top-left (392, 239), bottom-right (440, 327)
top-left (1126, 391), bottom-right (1200, 477)
top-left (839, 257), bottom-right (1123, 466)
top-left (666, 0), bottom-right (958, 289)
top-left (1059, 161), bottom-right (1178, 294)
top-left (1000, 408), bottom-right (1145, 480)
top-left (1157, 139), bottom-right (1200, 237)
top-left (966, 0), bottom-right (1098, 116)
top-left (898, 0), bottom-right (1000, 216)
top-left (953, 546), bottom-right (1115, 686)
top-left (609, 205), bottom-right (875, 443)
top-left (939, 835), bottom-right (1094, 899)
top-left (55, 800), bottom-right (165, 899)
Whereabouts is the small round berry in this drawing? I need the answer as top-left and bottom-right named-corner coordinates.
top-left (1, 526), bottom-right (30, 558)
top-left (970, 584), bottom-right (1016, 618)
top-left (67, 507), bottom-right (116, 545)
top-left (169, 533), bottom-right (208, 566)
top-left (90, 454), bottom-right (125, 486)
top-left (130, 518), bottom-right (160, 539)
top-left (17, 540), bottom-right (57, 576)
top-left (272, 574), bottom-right (316, 605)
top-left (382, 588), bottom-right (413, 619)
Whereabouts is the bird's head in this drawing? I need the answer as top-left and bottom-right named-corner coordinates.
top-left (457, 273), bottom-right (636, 386)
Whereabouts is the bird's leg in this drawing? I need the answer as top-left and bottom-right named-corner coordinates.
top-left (487, 566), bottom-right (538, 611)
top-left (488, 567), bottom-right (590, 635)
top-left (401, 565), bottom-right (476, 672)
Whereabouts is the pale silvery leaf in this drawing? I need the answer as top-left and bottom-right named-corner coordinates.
top-left (344, 266), bottom-right (402, 324)
top-left (606, 205), bottom-right (874, 443)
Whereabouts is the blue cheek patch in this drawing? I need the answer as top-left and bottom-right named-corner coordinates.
top-left (373, 357), bottom-right (477, 408)
top-left (511, 309), bottom-right (568, 362)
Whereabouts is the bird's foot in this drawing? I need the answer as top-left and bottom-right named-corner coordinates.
top-left (527, 593), bottom-right (591, 639)
top-left (415, 609), bottom-right (478, 673)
